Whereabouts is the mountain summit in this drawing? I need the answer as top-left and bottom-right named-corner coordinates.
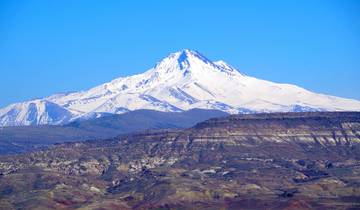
top-left (1, 49), bottom-right (360, 126)
top-left (154, 49), bottom-right (240, 75)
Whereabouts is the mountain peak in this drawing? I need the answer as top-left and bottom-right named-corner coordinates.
top-left (173, 49), bottom-right (202, 57)
top-left (1, 49), bottom-right (360, 126)
top-left (154, 49), bottom-right (220, 75)
top-left (174, 49), bottom-right (212, 66)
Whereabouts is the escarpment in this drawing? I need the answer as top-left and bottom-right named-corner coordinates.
top-left (0, 112), bottom-right (360, 210)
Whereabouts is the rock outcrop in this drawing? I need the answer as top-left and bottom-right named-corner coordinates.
top-left (0, 112), bottom-right (360, 209)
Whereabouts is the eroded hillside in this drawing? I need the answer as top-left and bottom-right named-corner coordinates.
top-left (1, 112), bottom-right (360, 209)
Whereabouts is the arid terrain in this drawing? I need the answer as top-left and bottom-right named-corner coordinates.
top-left (1, 112), bottom-right (360, 209)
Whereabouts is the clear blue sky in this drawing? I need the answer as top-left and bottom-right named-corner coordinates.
top-left (1, 0), bottom-right (359, 108)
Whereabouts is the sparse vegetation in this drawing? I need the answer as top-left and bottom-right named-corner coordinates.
top-left (0, 112), bottom-right (360, 209)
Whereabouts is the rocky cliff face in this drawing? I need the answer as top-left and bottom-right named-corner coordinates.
top-left (1, 112), bottom-right (360, 209)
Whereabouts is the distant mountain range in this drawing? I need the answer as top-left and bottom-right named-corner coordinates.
top-left (1, 49), bottom-right (360, 126)
top-left (0, 109), bottom-right (228, 154)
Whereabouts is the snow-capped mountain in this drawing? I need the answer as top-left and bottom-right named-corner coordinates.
top-left (0, 100), bottom-right (75, 126)
top-left (1, 49), bottom-right (360, 126)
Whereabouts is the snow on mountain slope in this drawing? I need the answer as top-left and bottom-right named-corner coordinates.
top-left (1, 49), bottom-right (360, 126)
top-left (0, 100), bottom-right (75, 126)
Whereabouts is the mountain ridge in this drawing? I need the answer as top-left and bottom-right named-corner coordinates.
top-left (1, 111), bottom-right (360, 209)
top-left (1, 49), bottom-right (360, 126)
top-left (0, 109), bottom-right (228, 155)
